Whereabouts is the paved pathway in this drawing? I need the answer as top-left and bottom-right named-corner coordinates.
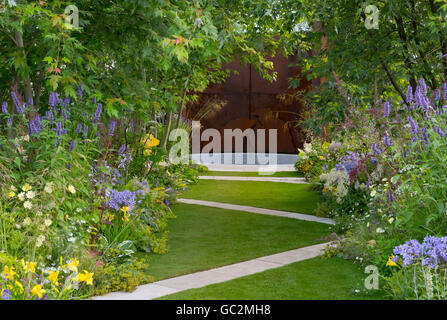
top-left (178, 198), bottom-right (335, 225)
top-left (199, 176), bottom-right (307, 184)
top-left (92, 242), bottom-right (329, 300)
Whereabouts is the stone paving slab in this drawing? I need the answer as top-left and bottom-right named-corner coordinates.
top-left (199, 176), bottom-right (308, 184)
top-left (92, 242), bottom-right (330, 300)
top-left (205, 164), bottom-right (296, 172)
top-left (177, 198), bottom-right (335, 225)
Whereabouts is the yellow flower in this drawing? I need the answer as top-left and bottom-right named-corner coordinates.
top-left (108, 214), bottom-right (114, 221)
top-left (77, 270), bottom-right (94, 286)
top-left (48, 270), bottom-right (59, 285)
top-left (31, 284), bottom-right (46, 299)
top-left (67, 185), bottom-right (76, 194)
top-left (22, 183), bottom-right (31, 192)
top-left (65, 258), bottom-right (79, 272)
top-left (123, 213), bottom-right (130, 222)
top-left (319, 156), bottom-right (324, 160)
top-left (15, 280), bottom-right (24, 293)
top-left (120, 206), bottom-right (129, 214)
top-left (1, 266), bottom-right (16, 281)
top-left (387, 255), bottom-right (398, 267)
top-left (21, 260), bottom-right (37, 273)
top-left (8, 191), bottom-right (15, 198)
top-left (140, 134), bottom-right (160, 148)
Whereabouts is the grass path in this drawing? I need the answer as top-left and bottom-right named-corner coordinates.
top-left (182, 180), bottom-right (321, 215)
top-left (158, 257), bottom-right (387, 300)
top-left (144, 203), bottom-right (329, 281)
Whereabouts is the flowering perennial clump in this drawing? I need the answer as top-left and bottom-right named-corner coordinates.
top-left (393, 236), bottom-right (447, 269)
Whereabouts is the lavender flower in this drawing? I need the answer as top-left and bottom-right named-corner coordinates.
top-left (28, 120), bottom-right (37, 135)
top-left (11, 92), bottom-right (23, 113)
top-left (443, 83), bottom-right (447, 100)
top-left (386, 191), bottom-right (394, 202)
top-left (7, 118), bottom-right (12, 127)
top-left (92, 96), bottom-right (97, 104)
top-left (49, 91), bottom-right (58, 107)
top-left (1, 289), bottom-right (11, 300)
top-left (419, 79), bottom-right (427, 96)
top-left (435, 89), bottom-right (441, 101)
top-left (28, 96), bottom-right (33, 106)
top-left (76, 123), bottom-right (82, 134)
top-left (393, 236), bottom-right (447, 269)
top-left (62, 109), bottom-right (68, 122)
top-left (1, 102), bottom-right (7, 113)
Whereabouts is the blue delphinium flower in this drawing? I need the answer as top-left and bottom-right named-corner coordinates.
top-left (83, 125), bottom-right (89, 138)
top-left (335, 152), bottom-right (359, 175)
top-left (28, 96), bottom-right (33, 106)
top-left (435, 89), bottom-right (441, 101)
top-left (393, 236), bottom-right (447, 268)
top-left (49, 91), bottom-right (58, 107)
top-left (419, 79), bottom-right (427, 96)
top-left (62, 109), bottom-right (68, 122)
top-left (92, 96), bottom-right (97, 104)
top-left (7, 118), bottom-right (12, 127)
top-left (443, 83), bottom-right (447, 100)
top-left (76, 123), bottom-right (82, 134)
top-left (1, 101), bottom-right (7, 113)
top-left (11, 92), bottom-right (23, 113)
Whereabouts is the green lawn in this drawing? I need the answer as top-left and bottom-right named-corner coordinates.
top-left (158, 257), bottom-right (387, 300)
top-left (182, 180), bottom-right (321, 214)
top-left (202, 171), bottom-right (302, 177)
top-left (144, 203), bottom-right (329, 281)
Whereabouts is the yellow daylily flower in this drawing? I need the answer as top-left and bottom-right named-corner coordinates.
top-left (21, 260), bottom-right (37, 273)
top-left (387, 255), bottom-right (398, 267)
top-left (31, 284), bottom-right (46, 299)
top-left (2, 266), bottom-right (16, 281)
top-left (48, 270), bottom-right (59, 285)
top-left (64, 258), bottom-right (80, 272)
top-left (120, 206), bottom-right (129, 214)
top-left (15, 280), bottom-right (24, 293)
top-left (77, 270), bottom-right (94, 286)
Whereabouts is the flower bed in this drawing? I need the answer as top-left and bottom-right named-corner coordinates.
top-left (0, 88), bottom-right (199, 299)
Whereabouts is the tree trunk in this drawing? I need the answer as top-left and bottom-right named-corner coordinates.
top-left (14, 30), bottom-right (33, 104)
top-left (175, 78), bottom-right (189, 129)
top-left (160, 111), bottom-right (173, 151)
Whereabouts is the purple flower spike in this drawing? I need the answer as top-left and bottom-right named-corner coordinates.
top-left (56, 121), bottom-right (63, 136)
top-left (443, 83), bottom-right (447, 100)
top-left (372, 143), bottom-right (382, 155)
top-left (69, 140), bottom-right (75, 152)
top-left (92, 96), bottom-right (97, 104)
top-left (406, 85), bottom-right (413, 104)
top-left (11, 92), bottom-right (23, 114)
top-left (76, 123), bottom-right (82, 134)
top-left (419, 79), bottom-right (427, 96)
top-left (77, 82), bottom-right (83, 98)
top-left (1, 102), bottom-right (7, 113)
top-left (109, 120), bottom-right (116, 136)
top-left (408, 116), bottom-right (419, 135)
top-left (7, 118), bottom-right (12, 127)
top-left (383, 101), bottom-right (390, 118)
top-left (384, 133), bottom-right (392, 147)
top-left (28, 96), bottom-right (33, 106)
top-left (118, 144), bottom-right (126, 155)
top-left (83, 125), bottom-right (89, 138)
top-left (94, 103), bottom-right (102, 123)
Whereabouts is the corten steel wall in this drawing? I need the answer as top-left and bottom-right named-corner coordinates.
top-left (188, 54), bottom-right (311, 154)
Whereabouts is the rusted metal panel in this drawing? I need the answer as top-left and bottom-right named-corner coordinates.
top-left (187, 53), bottom-right (311, 153)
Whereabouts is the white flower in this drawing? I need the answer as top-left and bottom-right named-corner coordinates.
top-left (388, 217), bottom-right (395, 224)
top-left (67, 185), bottom-right (76, 194)
top-left (18, 192), bottom-right (25, 201)
top-left (36, 235), bottom-right (45, 247)
top-left (367, 222), bottom-right (370, 227)
top-left (376, 227), bottom-right (385, 233)
top-left (44, 219), bottom-right (52, 227)
top-left (303, 142), bottom-right (312, 153)
top-left (26, 191), bottom-right (36, 199)
top-left (10, 185), bottom-right (17, 192)
top-left (44, 183), bottom-right (54, 194)
top-left (370, 190), bottom-right (377, 197)
top-left (76, 208), bottom-right (82, 213)
top-left (23, 201), bottom-right (32, 209)
top-left (23, 217), bottom-right (31, 226)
